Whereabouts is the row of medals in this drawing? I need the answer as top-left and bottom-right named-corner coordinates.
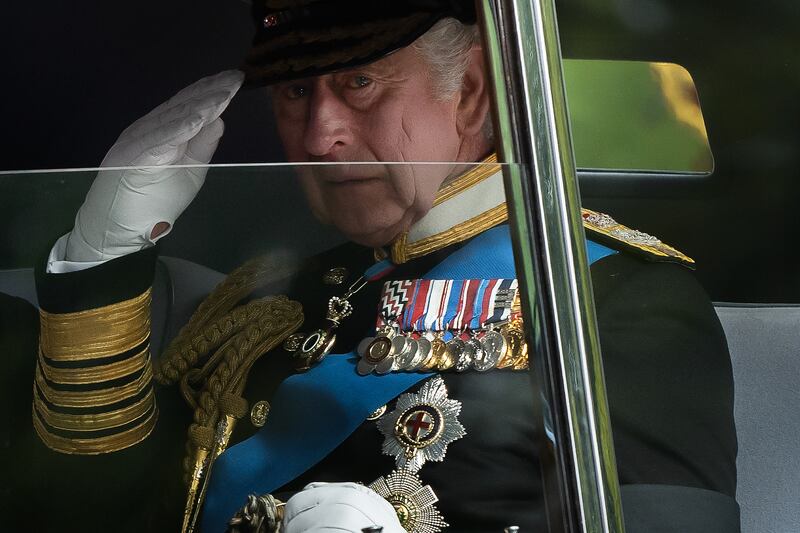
top-left (357, 317), bottom-right (529, 375)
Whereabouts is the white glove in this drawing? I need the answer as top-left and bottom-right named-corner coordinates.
top-left (282, 482), bottom-right (405, 533)
top-left (63, 69), bottom-right (244, 263)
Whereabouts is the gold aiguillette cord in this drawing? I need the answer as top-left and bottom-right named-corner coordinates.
top-left (182, 414), bottom-right (237, 533)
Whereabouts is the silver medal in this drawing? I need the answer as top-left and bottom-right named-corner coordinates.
top-left (446, 338), bottom-right (465, 359)
top-left (357, 333), bottom-right (396, 375)
top-left (476, 330), bottom-right (506, 371)
top-left (448, 338), bottom-right (471, 372)
top-left (406, 337), bottom-right (431, 371)
top-left (464, 338), bottom-right (485, 371)
top-left (386, 336), bottom-right (410, 373)
top-left (357, 336), bottom-right (374, 356)
top-left (394, 337), bottom-right (419, 370)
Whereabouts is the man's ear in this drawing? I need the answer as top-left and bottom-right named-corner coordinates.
top-left (456, 46), bottom-right (491, 138)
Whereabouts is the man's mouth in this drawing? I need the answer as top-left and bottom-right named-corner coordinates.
top-left (324, 176), bottom-right (381, 186)
top-left (315, 164), bottom-right (385, 185)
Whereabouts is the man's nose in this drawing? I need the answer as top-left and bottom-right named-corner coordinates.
top-left (303, 83), bottom-right (353, 158)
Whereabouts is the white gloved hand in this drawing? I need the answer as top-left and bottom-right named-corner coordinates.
top-left (282, 482), bottom-right (405, 533)
top-left (64, 69), bottom-right (244, 263)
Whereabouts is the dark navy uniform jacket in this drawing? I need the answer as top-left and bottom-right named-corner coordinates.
top-left (0, 224), bottom-right (738, 532)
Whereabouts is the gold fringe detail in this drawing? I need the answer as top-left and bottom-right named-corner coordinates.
top-left (39, 289), bottom-right (151, 362)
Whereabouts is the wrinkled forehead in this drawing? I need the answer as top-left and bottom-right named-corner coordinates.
top-left (242, 0), bottom-right (476, 87)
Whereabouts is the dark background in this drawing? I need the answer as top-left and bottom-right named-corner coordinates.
top-left (0, 0), bottom-right (797, 302)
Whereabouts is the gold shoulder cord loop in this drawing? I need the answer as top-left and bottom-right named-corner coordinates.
top-left (156, 255), bottom-right (293, 385)
top-left (152, 256), bottom-right (304, 533)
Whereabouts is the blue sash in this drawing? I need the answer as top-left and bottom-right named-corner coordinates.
top-left (201, 226), bottom-right (616, 531)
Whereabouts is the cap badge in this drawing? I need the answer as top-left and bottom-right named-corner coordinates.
top-left (262, 10), bottom-right (291, 29)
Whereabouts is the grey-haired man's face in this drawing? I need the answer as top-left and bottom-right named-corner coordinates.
top-left (271, 45), bottom-right (483, 247)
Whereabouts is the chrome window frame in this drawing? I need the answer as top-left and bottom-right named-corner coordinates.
top-left (478, 1), bottom-right (626, 532)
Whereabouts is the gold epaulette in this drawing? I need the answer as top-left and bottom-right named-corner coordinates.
top-left (33, 288), bottom-right (157, 455)
top-left (581, 208), bottom-right (694, 266)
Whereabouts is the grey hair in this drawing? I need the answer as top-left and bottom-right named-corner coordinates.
top-left (412, 18), bottom-right (481, 99)
top-left (412, 18), bottom-right (494, 142)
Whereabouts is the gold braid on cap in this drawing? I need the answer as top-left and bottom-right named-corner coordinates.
top-left (152, 255), bottom-right (304, 533)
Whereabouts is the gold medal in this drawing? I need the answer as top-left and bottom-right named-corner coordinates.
top-left (498, 320), bottom-right (524, 369)
top-left (405, 337), bottom-right (431, 371)
top-left (432, 337), bottom-right (454, 371)
top-left (368, 336), bottom-right (394, 361)
top-left (282, 332), bottom-right (305, 353)
top-left (511, 339), bottom-right (530, 370)
top-left (294, 271), bottom-right (376, 371)
top-left (418, 343), bottom-right (440, 372)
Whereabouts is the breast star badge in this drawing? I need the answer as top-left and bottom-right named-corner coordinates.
top-left (368, 468), bottom-right (448, 533)
top-left (376, 376), bottom-right (465, 472)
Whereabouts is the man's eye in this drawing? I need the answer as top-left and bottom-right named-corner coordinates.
top-left (348, 75), bottom-right (372, 89)
top-left (286, 84), bottom-right (308, 99)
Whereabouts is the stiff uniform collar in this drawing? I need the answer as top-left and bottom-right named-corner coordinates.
top-left (388, 154), bottom-right (505, 264)
top-left (385, 152), bottom-right (694, 267)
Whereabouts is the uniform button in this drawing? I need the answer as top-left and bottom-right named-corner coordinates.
top-left (250, 400), bottom-right (270, 428)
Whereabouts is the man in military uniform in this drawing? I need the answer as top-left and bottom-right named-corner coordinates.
top-left (1, 1), bottom-right (738, 532)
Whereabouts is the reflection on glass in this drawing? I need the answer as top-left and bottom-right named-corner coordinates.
top-left (1, 160), bottom-right (738, 532)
